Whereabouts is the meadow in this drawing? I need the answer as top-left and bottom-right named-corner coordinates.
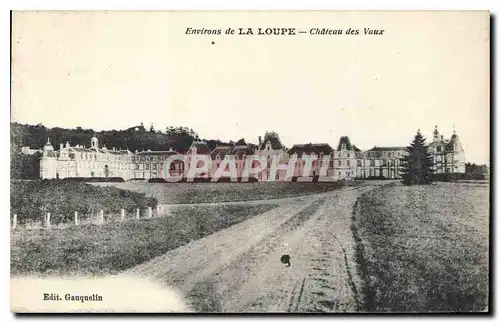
top-left (352, 181), bottom-right (489, 312)
top-left (105, 181), bottom-right (348, 204)
top-left (11, 203), bottom-right (278, 276)
top-left (10, 180), bottom-right (157, 224)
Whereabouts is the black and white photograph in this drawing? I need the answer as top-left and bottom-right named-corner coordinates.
top-left (9, 10), bottom-right (490, 313)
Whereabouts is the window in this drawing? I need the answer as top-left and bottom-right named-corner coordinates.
top-left (357, 160), bottom-right (362, 167)
top-left (329, 161), bottom-right (334, 168)
top-left (369, 160), bottom-right (374, 166)
top-left (347, 160), bottom-right (350, 167)
top-left (347, 153), bottom-right (350, 158)
top-left (342, 144), bottom-right (346, 150)
top-left (338, 160), bottom-right (342, 166)
top-left (258, 172), bottom-right (262, 180)
top-left (275, 173), bottom-right (279, 180)
top-left (437, 146), bottom-right (442, 152)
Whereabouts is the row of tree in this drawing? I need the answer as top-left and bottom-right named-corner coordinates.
top-left (10, 122), bottom-right (252, 154)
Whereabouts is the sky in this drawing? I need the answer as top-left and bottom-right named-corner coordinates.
top-left (11, 11), bottom-right (490, 164)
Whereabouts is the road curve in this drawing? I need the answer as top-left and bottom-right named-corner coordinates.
top-left (121, 184), bottom-right (380, 312)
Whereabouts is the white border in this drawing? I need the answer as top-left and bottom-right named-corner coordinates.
top-left (2, 1), bottom-right (498, 322)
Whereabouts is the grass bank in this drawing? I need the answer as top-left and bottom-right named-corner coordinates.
top-left (107, 181), bottom-right (352, 204)
top-left (11, 203), bottom-right (278, 276)
top-left (10, 180), bottom-right (157, 224)
top-left (351, 182), bottom-right (489, 312)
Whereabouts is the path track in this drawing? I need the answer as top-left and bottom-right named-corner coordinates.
top-left (122, 183), bottom-right (384, 312)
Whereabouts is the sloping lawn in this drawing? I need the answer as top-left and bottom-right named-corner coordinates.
top-left (108, 181), bottom-right (351, 204)
top-left (11, 203), bottom-right (277, 276)
top-left (352, 182), bottom-right (489, 312)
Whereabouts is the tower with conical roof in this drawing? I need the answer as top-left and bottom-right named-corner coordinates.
top-left (91, 134), bottom-right (99, 149)
top-left (40, 137), bottom-right (58, 179)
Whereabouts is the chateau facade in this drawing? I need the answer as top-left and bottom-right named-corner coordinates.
top-left (39, 126), bottom-right (466, 181)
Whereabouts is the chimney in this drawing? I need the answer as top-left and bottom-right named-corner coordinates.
top-left (258, 136), bottom-right (262, 146)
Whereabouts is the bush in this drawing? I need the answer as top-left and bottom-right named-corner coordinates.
top-left (10, 180), bottom-right (157, 223)
top-left (148, 178), bottom-right (167, 183)
top-left (430, 173), bottom-right (483, 182)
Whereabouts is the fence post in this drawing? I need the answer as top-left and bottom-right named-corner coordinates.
top-left (148, 207), bottom-right (152, 218)
top-left (121, 209), bottom-right (125, 221)
top-left (100, 210), bottom-right (104, 224)
top-left (12, 214), bottom-right (17, 230)
top-left (136, 208), bottom-right (140, 220)
top-left (74, 211), bottom-right (79, 225)
top-left (46, 212), bottom-right (51, 228)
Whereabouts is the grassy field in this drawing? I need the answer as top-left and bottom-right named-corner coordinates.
top-left (102, 181), bottom-right (350, 204)
top-left (352, 181), bottom-right (489, 312)
top-left (11, 203), bottom-right (278, 276)
top-left (11, 180), bottom-right (157, 223)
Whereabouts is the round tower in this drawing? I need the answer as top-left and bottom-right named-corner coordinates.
top-left (40, 137), bottom-right (58, 179)
top-left (91, 135), bottom-right (99, 149)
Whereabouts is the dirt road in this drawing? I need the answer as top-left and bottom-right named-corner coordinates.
top-left (122, 184), bottom-right (382, 313)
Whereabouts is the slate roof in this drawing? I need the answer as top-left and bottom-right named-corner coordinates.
top-left (43, 150), bottom-right (57, 157)
top-left (136, 150), bottom-right (178, 156)
top-left (258, 132), bottom-right (285, 150)
top-left (287, 143), bottom-right (335, 156)
top-left (188, 141), bottom-right (212, 154)
top-left (368, 146), bottom-right (406, 152)
top-left (336, 136), bottom-right (361, 151)
top-left (211, 145), bottom-right (255, 159)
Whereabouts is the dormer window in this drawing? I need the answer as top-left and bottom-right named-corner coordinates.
top-left (266, 142), bottom-right (272, 150)
top-left (342, 143), bottom-right (346, 150)
top-left (216, 154), bottom-right (221, 161)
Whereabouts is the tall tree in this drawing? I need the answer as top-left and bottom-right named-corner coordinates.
top-left (400, 130), bottom-right (435, 185)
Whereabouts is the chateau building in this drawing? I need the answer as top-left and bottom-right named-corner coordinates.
top-left (38, 126), bottom-right (466, 181)
top-left (428, 126), bottom-right (466, 174)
